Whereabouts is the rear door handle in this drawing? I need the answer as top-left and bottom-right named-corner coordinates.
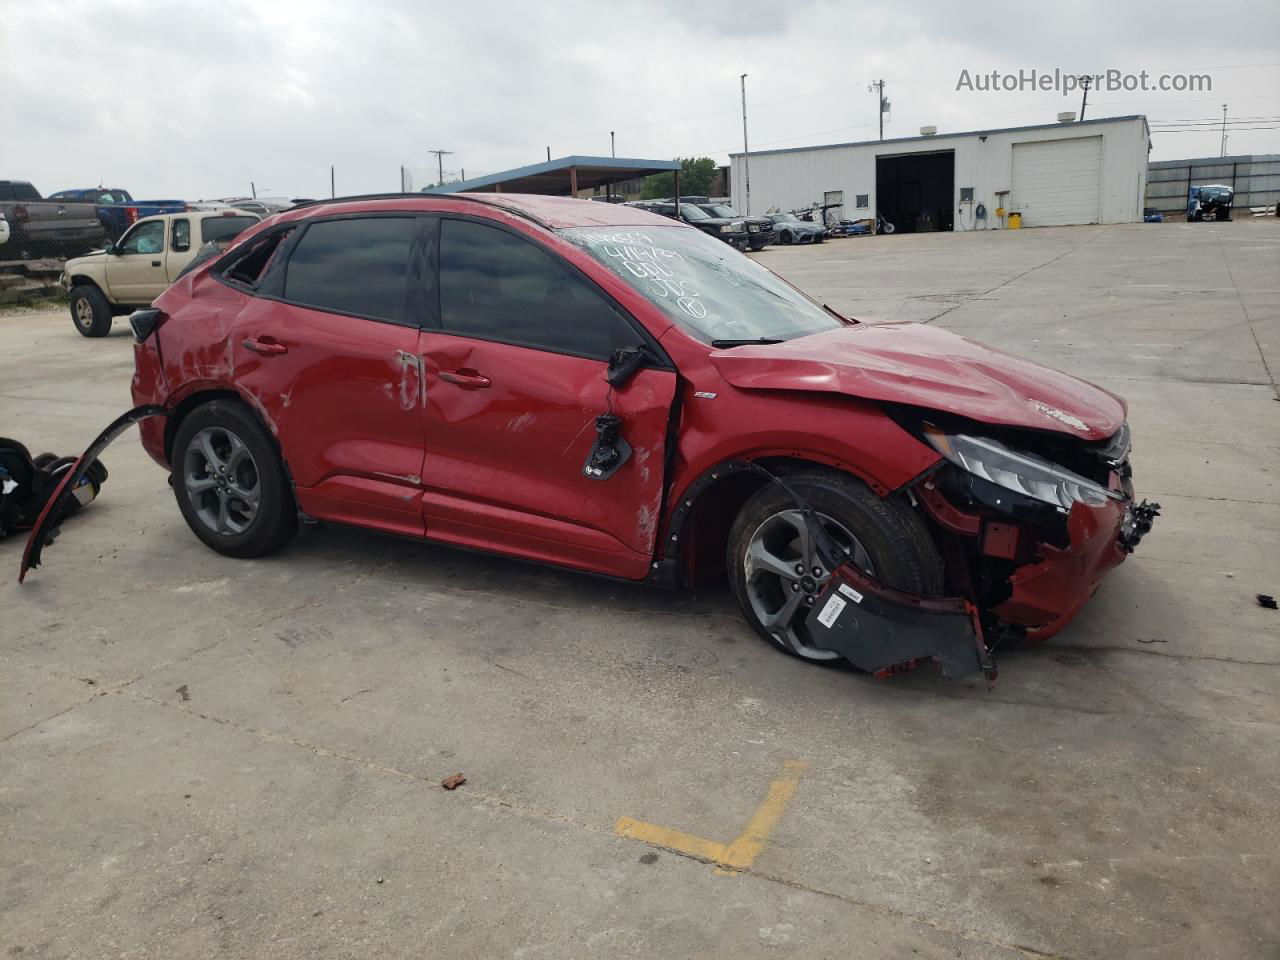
top-left (438, 368), bottom-right (491, 389)
top-left (242, 336), bottom-right (288, 356)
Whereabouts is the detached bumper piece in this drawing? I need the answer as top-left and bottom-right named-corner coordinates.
top-left (805, 563), bottom-right (996, 682)
top-left (19, 405), bottom-right (167, 583)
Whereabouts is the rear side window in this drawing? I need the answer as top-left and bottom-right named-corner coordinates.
top-left (284, 217), bottom-right (418, 324)
top-left (202, 215), bottom-right (258, 244)
top-left (439, 218), bottom-right (639, 360)
top-left (172, 218), bottom-right (191, 252)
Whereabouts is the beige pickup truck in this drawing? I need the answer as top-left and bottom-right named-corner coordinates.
top-left (62, 209), bottom-right (260, 337)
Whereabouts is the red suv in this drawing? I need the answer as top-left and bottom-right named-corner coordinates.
top-left (95, 194), bottom-right (1154, 678)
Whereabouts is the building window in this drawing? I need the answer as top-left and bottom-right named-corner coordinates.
top-left (855, 194), bottom-right (869, 208)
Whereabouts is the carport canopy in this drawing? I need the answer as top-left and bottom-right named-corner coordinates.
top-left (421, 155), bottom-right (680, 197)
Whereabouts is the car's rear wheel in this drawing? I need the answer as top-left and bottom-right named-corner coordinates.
top-left (172, 400), bottom-right (297, 558)
top-left (70, 285), bottom-right (113, 337)
top-left (727, 467), bottom-right (945, 664)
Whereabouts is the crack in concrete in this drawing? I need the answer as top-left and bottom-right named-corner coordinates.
top-left (1217, 233), bottom-right (1278, 399)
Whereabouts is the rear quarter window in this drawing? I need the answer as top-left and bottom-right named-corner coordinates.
top-left (202, 215), bottom-right (259, 244)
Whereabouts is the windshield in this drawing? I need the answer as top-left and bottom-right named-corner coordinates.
top-left (679, 203), bottom-right (710, 221)
top-left (772, 213), bottom-right (799, 223)
top-left (706, 204), bottom-right (738, 218)
top-left (560, 225), bottom-right (844, 345)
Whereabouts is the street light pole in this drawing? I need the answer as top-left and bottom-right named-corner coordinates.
top-left (611, 131), bottom-right (616, 157)
top-left (1220, 104), bottom-right (1228, 157)
top-left (740, 73), bottom-right (751, 215)
top-left (1078, 75), bottom-right (1092, 121)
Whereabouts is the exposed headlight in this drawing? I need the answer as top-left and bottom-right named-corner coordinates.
top-left (924, 426), bottom-right (1123, 511)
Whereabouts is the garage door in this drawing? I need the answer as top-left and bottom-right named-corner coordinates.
top-left (1011, 136), bottom-right (1103, 226)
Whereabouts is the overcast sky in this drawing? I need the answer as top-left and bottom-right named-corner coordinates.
top-left (3, 0), bottom-right (1278, 200)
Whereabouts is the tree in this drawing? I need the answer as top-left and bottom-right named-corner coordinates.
top-left (640, 157), bottom-right (718, 200)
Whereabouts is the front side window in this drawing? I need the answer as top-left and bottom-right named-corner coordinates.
top-left (561, 225), bottom-right (843, 346)
top-left (284, 216), bottom-right (418, 324)
top-left (439, 218), bottom-right (639, 360)
top-left (119, 220), bottom-right (165, 255)
top-left (172, 218), bottom-right (191, 252)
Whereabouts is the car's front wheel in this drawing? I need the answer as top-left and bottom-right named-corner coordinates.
top-left (69, 285), bottom-right (113, 337)
top-left (172, 400), bottom-right (298, 558)
top-left (727, 467), bottom-right (945, 663)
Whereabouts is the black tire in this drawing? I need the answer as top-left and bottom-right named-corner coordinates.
top-left (171, 400), bottom-right (298, 558)
top-left (780, 230), bottom-right (793, 244)
top-left (726, 467), bottom-right (944, 664)
top-left (69, 285), bottom-right (113, 337)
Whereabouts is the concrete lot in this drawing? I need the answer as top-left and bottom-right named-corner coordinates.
top-left (2, 220), bottom-right (1277, 959)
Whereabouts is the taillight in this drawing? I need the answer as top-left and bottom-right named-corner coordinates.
top-left (129, 308), bottom-right (165, 342)
top-left (126, 206), bottom-right (139, 224)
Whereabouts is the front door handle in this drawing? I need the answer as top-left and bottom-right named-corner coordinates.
top-left (151, 260), bottom-right (161, 267)
top-left (438, 368), bottom-right (491, 389)
top-left (243, 336), bottom-right (288, 356)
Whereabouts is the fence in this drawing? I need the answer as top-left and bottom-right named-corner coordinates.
top-left (1145, 154), bottom-right (1280, 216)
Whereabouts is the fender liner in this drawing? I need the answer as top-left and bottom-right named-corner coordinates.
top-left (19, 405), bottom-right (167, 582)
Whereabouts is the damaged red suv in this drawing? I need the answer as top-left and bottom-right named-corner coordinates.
top-left (55, 194), bottom-right (1158, 679)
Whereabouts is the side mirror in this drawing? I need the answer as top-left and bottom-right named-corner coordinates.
top-left (104, 243), bottom-right (118, 256)
top-left (606, 345), bottom-right (651, 387)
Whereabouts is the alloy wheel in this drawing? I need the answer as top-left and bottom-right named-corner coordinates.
top-left (183, 426), bottom-right (261, 536)
top-left (743, 509), bottom-right (874, 659)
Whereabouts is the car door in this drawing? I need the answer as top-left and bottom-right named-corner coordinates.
top-left (223, 215), bottom-right (430, 538)
top-left (106, 218), bottom-right (168, 303)
top-left (418, 215), bottom-right (677, 579)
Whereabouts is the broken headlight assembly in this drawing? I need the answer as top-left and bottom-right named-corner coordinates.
top-left (923, 426), bottom-right (1125, 513)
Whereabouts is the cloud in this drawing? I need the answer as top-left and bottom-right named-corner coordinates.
top-left (2, 0), bottom-right (1277, 200)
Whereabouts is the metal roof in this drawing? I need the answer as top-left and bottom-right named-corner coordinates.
top-left (423, 155), bottom-right (680, 196)
top-left (729, 115), bottom-right (1149, 159)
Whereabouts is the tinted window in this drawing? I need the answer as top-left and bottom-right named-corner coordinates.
top-left (119, 220), bottom-right (165, 255)
top-left (12, 182), bottom-right (40, 201)
top-left (0, 184), bottom-right (15, 201)
top-left (222, 229), bottom-right (292, 287)
top-left (201, 215), bottom-right (258, 244)
top-left (439, 218), bottom-right (639, 360)
top-left (285, 217), bottom-right (417, 323)
top-left (172, 218), bottom-right (191, 252)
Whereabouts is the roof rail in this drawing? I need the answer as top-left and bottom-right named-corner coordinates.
top-left (287, 192), bottom-right (553, 229)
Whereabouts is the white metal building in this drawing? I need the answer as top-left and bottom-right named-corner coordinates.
top-left (729, 115), bottom-right (1150, 232)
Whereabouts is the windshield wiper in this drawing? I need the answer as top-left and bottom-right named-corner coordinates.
top-left (710, 338), bottom-right (785, 348)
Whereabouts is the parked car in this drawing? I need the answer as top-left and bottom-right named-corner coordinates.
top-left (61, 209), bottom-right (260, 336)
top-left (49, 187), bottom-right (187, 242)
top-left (696, 202), bottom-right (775, 250)
top-left (629, 200), bottom-right (749, 249)
top-left (767, 212), bottom-right (827, 244)
top-left (63, 193), bottom-right (1155, 681)
top-left (0, 180), bottom-right (106, 258)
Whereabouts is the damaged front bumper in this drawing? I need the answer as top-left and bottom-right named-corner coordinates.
top-left (806, 563), bottom-right (996, 681)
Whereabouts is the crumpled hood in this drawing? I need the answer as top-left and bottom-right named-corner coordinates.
top-left (710, 323), bottom-right (1126, 441)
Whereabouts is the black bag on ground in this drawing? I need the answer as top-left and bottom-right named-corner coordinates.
top-left (0, 438), bottom-right (107, 539)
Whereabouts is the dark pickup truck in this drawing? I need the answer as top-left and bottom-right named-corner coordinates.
top-left (48, 188), bottom-right (187, 242)
top-left (0, 180), bottom-right (106, 259)
top-left (628, 200), bottom-right (749, 250)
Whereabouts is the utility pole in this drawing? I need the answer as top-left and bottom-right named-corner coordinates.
top-left (740, 73), bottom-right (751, 214)
top-left (1220, 104), bottom-right (1228, 156)
top-left (429, 149), bottom-right (453, 186)
top-left (868, 79), bottom-right (888, 140)
top-left (546, 146), bottom-right (551, 162)
top-left (1078, 75), bottom-right (1092, 121)
top-left (611, 131), bottom-right (616, 157)
top-left (330, 165), bottom-right (335, 198)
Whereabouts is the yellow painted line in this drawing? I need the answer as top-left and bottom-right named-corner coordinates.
top-left (722, 759), bottom-right (806, 869)
top-left (614, 816), bottom-right (729, 864)
top-left (614, 759), bottom-right (807, 873)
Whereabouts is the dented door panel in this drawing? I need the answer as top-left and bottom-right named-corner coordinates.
top-left (419, 334), bottom-right (676, 578)
top-left (228, 297), bottom-right (427, 536)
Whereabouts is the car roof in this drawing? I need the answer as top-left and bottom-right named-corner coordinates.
top-left (283, 193), bottom-right (685, 230)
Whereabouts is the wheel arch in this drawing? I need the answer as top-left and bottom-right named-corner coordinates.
top-left (163, 388), bottom-right (294, 493)
top-left (655, 453), bottom-right (896, 587)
